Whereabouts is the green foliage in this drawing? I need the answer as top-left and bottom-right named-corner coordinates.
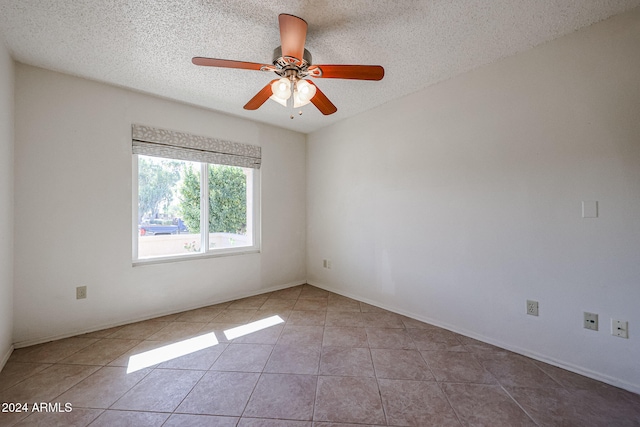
top-left (208, 165), bottom-right (247, 234)
top-left (138, 157), bottom-right (181, 222)
top-left (180, 165), bottom-right (201, 233)
top-left (179, 164), bottom-right (247, 234)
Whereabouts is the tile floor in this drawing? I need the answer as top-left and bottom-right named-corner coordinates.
top-left (1, 284), bottom-right (639, 426)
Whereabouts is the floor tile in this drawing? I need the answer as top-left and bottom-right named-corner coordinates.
top-left (243, 373), bottom-right (317, 420)
top-left (214, 309), bottom-right (259, 324)
top-left (441, 383), bottom-right (537, 426)
top-left (476, 352), bottom-right (562, 389)
top-left (0, 362), bottom-right (52, 391)
top-left (157, 342), bottom-right (227, 370)
top-left (59, 338), bottom-right (140, 366)
top-left (365, 327), bottom-right (416, 349)
top-left (0, 410), bottom-right (30, 426)
top-left (154, 312), bottom-right (184, 322)
top-left (145, 321), bottom-right (207, 342)
top-left (421, 350), bottom-right (496, 384)
top-left (56, 366), bottom-right (150, 408)
top-left (311, 423), bottom-right (382, 427)
top-left (298, 285), bottom-right (330, 299)
top-left (210, 343), bottom-right (273, 372)
top-left (359, 302), bottom-right (387, 313)
top-left (570, 387), bottom-right (640, 425)
top-left (10, 337), bottom-right (99, 363)
top-left (327, 295), bottom-right (361, 312)
top-left (240, 418), bottom-right (312, 426)
top-left (505, 386), bottom-right (619, 427)
top-left (13, 408), bottom-right (103, 427)
top-left (81, 325), bottom-right (124, 339)
top-left (287, 310), bottom-right (326, 326)
top-left (324, 311), bottom-right (363, 327)
top-left (259, 298), bottom-right (297, 311)
top-left (175, 306), bottom-right (226, 323)
top-left (406, 328), bottom-right (466, 351)
top-left (293, 298), bottom-right (328, 311)
top-left (278, 325), bottom-right (324, 347)
top-left (400, 316), bottom-right (436, 329)
top-left (371, 349), bottom-right (433, 381)
top-left (378, 378), bottom-right (461, 426)
top-left (532, 360), bottom-right (621, 391)
top-left (108, 320), bottom-right (171, 340)
top-left (111, 368), bottom-right (204, 412)
top-left (251, 309), bottom-right (292, 323)
top-left (456, 335), bottom-right (512, 355)
top-left (314, 376), bottom-right (385, 425)
top-left (231, 324), bottom-right (284, 345)
top-left (268, 286), bottom-right (303, 300)
top-left (319, 347), bottom-right (374, 377)
top-left (323, 327), bottom-right (368, 348)
top-left (264, 344), bottom-right (321, 375)
top-left (227, 296), bottom-right (269, 310)
top-left (106, 339), bottom-right (171, 368)
top-left (164, 414), bottom-right (239, 427)
top-left (88, 409), bottom-right (169, 427)
top-left (361, 312), bottom-right (405, 328)
top-left (0, 364), bottom-right (99, 403)
top-left (176, 371), bottom-right (260, 416)
top-left (200, 322), bottom-right (243, 343)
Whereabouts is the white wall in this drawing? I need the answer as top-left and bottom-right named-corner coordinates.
top-left (307, 9), bottom-right (640, 393)
top-left (14, 65), bottom-right (306, 345)
top-left (0, 39), bottom-right (15, 367)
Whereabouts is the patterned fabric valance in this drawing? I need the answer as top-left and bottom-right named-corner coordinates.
top-left (132, 124), bottom-right (261, 169)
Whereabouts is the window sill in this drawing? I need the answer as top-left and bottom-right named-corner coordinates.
top-left (133, 247), bottom-right (260, 267)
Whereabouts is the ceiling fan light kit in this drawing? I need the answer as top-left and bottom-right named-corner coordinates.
top-left (192, 13), bottom-right (384, 117)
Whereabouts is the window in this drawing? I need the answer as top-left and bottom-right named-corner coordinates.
top-left (132, 125), bottom-right (260, 263)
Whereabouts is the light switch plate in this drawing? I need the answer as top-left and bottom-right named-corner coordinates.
top-left (582, 201), bottom-right (598, 218)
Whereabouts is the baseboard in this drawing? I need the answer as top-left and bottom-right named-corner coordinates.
top-left (307, 280), bottom-right (640, 395)
top-left (13, 279), bottom-right (306, 349)
top-left (0, 344), bottom-right (14, 372)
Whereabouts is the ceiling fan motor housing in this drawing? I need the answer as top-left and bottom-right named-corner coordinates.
top-left (272, 46), bottom-right (313, 77)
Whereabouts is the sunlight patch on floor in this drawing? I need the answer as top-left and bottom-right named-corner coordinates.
top-left (223, 315), bottom-right (284, 340)
top-left (127, 332), bottom-right (219, 373)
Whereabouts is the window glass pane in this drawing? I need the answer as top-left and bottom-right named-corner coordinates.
top-left (137, 155), bottom-right (201, 259)
top-left (208, 165), bottom-right (252, 250)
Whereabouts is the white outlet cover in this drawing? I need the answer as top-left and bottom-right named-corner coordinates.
top-left (584, 312), bottom-right (598, 331)
top-left (612, 320), bottom-right (629, 339)
top-left (527, 300), bottom-right (538, 316)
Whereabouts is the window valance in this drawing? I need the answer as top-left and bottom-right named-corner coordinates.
top-left (132, 124), bottom-right (261, 169)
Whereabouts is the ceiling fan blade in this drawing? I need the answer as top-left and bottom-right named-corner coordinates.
top-left (309, 65), bottom-right (385, 81)
top-left (243, 79), bottom-right (278, 110)
top-left (279, 14), bottom-right (307, 61)
top-left (192, 57), bottom-right (268, 71)
top-left (307, 81), bottom-right (337, 115)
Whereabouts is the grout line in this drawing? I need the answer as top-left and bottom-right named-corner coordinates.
top-left (499, 384), bottom-right (542, 427)
top-left (435, 381), bottom-right (465, 427)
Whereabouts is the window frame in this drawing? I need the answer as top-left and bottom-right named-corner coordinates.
top-left (131, 154), bottom-right (261, 265)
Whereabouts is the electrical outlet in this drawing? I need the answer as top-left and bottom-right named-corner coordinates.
top-left (612, 319), bottom-right (628, 339)
top-left (526, 300), bottom-right (538, 316)
top-left (584, 312), bottom-right (598, 331)
top-left (76, 286), bottom-right (87, 300)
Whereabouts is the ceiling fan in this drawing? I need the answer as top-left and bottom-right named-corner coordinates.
top-left (192, 13), bottom-right (384, 116)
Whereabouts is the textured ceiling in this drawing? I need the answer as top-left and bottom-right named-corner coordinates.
top-left (1, 1), bottom-right (639, 134)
